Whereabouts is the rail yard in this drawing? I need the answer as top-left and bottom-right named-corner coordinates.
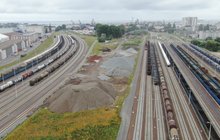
top-left (123, 33), bottom-right (220, 140)
top-left (0, 33), bottom-right (89, 137)
top-left (1, 31), bottom-right (220, 140)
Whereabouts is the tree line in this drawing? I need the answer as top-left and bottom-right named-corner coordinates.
top-left (95, 24), bottom-right (125, 42)
top-left (191, 37), bottom-right (220, 52)
top-left (55, 24), bottom-right (66, 32)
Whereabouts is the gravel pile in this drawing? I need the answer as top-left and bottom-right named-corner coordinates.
top-left (45, 80), bottom-right (116, 113)
top-left (101, 56), bottom-right (135, 77)
top-left (116, 48), bottom-right (137, 57)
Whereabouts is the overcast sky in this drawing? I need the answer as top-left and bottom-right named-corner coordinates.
top-left (0, 0), bottom-right (219, 23)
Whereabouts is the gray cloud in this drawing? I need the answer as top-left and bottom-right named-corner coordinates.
top-left (0, 0), bottom-right (219, 22)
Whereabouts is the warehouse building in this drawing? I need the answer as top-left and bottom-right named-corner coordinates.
top-left (26, 25), bottom-right (46, 36)
top-left (4, 32), bottom-right (39, 46)
top-left (0, 34), bottom-right (9, 43)
top-left (0, 39), bottom-right (27, 60)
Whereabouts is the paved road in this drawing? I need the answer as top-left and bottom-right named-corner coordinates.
top-left (117, 37), bottom-right (145, 140)
top-left (0, 34), bottom-right (88, 138)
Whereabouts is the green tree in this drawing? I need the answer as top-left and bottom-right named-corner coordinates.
top-left (191, 40), bottom-right (201, 46)
top-left (215, 37), bottom-right (220, 43)
top-left (55, 24), bottom-right (66, 31)
top-left (119, 25), bottom-right (125, 35)
top-left (205, 37), bottom-right (212, 41)
top-left (61, 24), bottom-right (66, 30)
top-left (206, 40), bottom-right (219, 52)
top-left (55, 26), bottom-right (62, 31)
top-left (95, 24), bottom-right (124, 42)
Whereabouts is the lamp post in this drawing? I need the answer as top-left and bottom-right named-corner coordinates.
top-left (207, 121), bottom-right (211, 140)
top-left (13, 68), bottom-right (18, 98)
top-left (188, 90), bottom-right (191, 105)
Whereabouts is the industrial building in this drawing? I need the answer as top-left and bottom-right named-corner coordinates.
top-left (0, 39), bottom-right (27, 60)
top-left (26, 25), bottom-right (46, 36)
top-left (182, 17), bottom-right (198, 32)
top-left (4, 32), bottom-right (39, 46)
top-left (0, 32), bottom-right (35, 60)
top-left (0, 34), bottom-right (9, 43)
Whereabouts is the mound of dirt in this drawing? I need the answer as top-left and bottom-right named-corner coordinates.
top-left (45, 80), bottom-right (116, 113)
top-left (87, 55), bottom-right (102, 63)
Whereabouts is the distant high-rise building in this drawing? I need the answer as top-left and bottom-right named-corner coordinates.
top-left (91, 19), bottom-right (96, 26)
top-left (182, 17), bottom-right (198, 31)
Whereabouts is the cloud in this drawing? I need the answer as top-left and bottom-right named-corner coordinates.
top-left (0, 0), bottom-right (219, 22)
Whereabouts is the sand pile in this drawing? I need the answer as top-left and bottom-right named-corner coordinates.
top-left (45, 80), bottom-right (116, 113)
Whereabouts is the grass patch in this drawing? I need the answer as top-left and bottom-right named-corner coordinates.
top-left (0, 35), bottom-right (55, 71)
top-left (5, 107), bottom-right (120, 140)
top-left (92, 39), bottom-right (119, 55)
top-left (122, 35), bottom-right (142, 50)
top-left (78, 35), bottom-right (96, 48)
top-left (71, 122), bottom-right (119, 140)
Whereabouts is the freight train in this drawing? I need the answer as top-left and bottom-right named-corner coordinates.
top-left (29, 40), bottom-right (78, 86)
top-left (183, 44), bottom-right (220, 72)
top-left (190, 44), bottom-right (220, 65)
top-left (0, 36), bottom-right (64, 82)
top-left (171, 44), bottom-right (220, 105)
top-left (150, 43), bottom-right (159, 85)
top-left (145, 41), bottom-right (179, 139)
top-left (0, 35), bottom-right (76, 92)
top-left (146, 41), bottom-right (152, 75)
top-left (155, 43), bottom-right (179, 140)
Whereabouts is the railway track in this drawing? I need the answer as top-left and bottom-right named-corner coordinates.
top-left (145, 76), bottom-right (153, 140)
top-left (0, 36), bottom-right (72, 111)
top-left (0, 35), bottom-right (74, 121)
top-left (125, 44), bottom-right (144, 140)
top-left (156, 41), bottom-right (206, 140)
top-left (178, 43), bottom-right (220, 79)
top-left (133, 50), bottom-right (147, 140)
top-left (164, 41), bottom-right (220, 139)
top-left (0, 34), bottom-right (88, 137)
top-left (152, 42), bottom-right (166, 140)
top-left (0, 36), bottom-right (65, 84)
top-left (0, 35), bottom-right (70, 91)
top-left (153, 84), bottom-right (166, 140)
top-left (132, 40), bottom-right (167, 140)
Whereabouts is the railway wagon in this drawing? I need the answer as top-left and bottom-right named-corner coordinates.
top-left (170, 128), bottom-right (179, 140)
top-left (29, 38), bottom-right (79, 87)
top-left (0, 35), bottom-right (76, 91)
top-left (158, 41), bottom-right (171, 67)
top-left (0, 36), bottom-right (64, 82)
top-left (156, 44), bottom-right (179, 140)
top-left (168, 119), bottom-right (177, 129)
top-left (173, 44), bottom-right (220, 105)
top-left (29, 78), bottom-right (39, 86)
